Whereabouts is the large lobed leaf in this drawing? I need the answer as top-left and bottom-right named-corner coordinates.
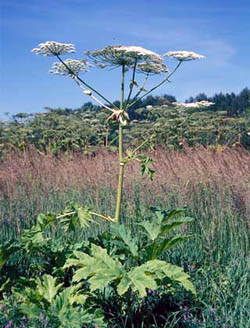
top-left (64, 244), bottom-right (124, 291)
top-left (36, 274), bottom-right (63, 303)
top-left (110, 223), bottom-right (139, 256)
top-left (117, 259), bottom-right (196, 297)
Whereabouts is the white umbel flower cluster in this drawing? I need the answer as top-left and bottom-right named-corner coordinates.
top-left (49, 59), bottom-right (91, 77)
top-left (164, 51), bottom-right (205, 61)
top-left (85, 45), bottom-right (163, 70)
top-left (115, 46), bottom-right (162, 63)
top-left (136, 61), bottom-right (168, 74)
top-left (31, 41), bottom-right (75, 56)
top-left (173, 101), bottom-right (215, 108)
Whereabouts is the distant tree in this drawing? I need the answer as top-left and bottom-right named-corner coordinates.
top-left (162, 94), bottom-right (176, 103)
top-left (187, 88), bottom-right (250, 117)
top-left (12, 112), bottom-right (33, 123)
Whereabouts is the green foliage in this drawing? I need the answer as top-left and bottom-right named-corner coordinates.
top-left (64, 210), bottom-right (195, 301)
top-left (12, 274), bottom-right (106, 327)
top-left (0, 240), bottom-right (20, 268)
top-left (110, 223), bottom-right (139, 257)
top-left (137, 208), bottom-right (193, 260)
top-left (0, 204), bottom-right (196, 326)
top-left (59, 203), bottom-right (94, 232)
top-left (137, 154), bottom-right (155, 180)
top-left (1, 88), bottom-right (250, 159)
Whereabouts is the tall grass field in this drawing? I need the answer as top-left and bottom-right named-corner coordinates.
top-left (0, 146), bottom-right (249, 327)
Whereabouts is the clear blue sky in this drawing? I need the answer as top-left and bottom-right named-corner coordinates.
top-left (1, 0), bottom-right (250, 117)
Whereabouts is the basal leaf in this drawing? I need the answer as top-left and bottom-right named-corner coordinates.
top-left (160, 217), bottom-right (194, 235)
top-left (158, 235), bottom-right (191, 254)
top-left (0, 241), bottom-right (20, 268)
top-left (20, 303), bottom-right (42, 319)
top-left (110, 223), bottom-right (138, 256)
top-left (70, 244), bottom-right (124, 290)
top-left (162, 208), bottom-right (187, 224)
top-left (137, 219), bottom-right (161, 241)
top-left (90, 244), bottom-right (123, 274)
top-left (161, 261), bottom-right (196, 295)
top-left (127, 265), bottom-right (157, 298)
top-left (36, 274), bottom-right (63, 303)
top-left (117, 274), bottom-right (132, 296)
top-left (89, 272), bottom-right (119, 291)
top-left (140, 260), bottom-right (196, 295)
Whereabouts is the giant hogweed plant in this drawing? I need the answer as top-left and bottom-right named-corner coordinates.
top-left (31, 42), bottom-right (205, 224)
top-left (0, 42), bottom-right (206, 326)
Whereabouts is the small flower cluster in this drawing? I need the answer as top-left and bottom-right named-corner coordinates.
top-left (49, 59), bottom-right (91, 77)
top-left (136, 61), bottom-right (168, 74)
top-left (31, 41), bottom-right (75, 56)
top-left (173, 100), bottom-right (215, 109)
top-left (165, 51), bottom-right (205, 61)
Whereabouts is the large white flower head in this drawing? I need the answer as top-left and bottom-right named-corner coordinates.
top-left (85, 45), bottom-right (163, 69)
top-left (164, 51), bottom-right (205, 61)
top-left (117, 46), bottom-right (162, 63)
top-left (136, 61), bottom-right (168, 75)
top-left (173, 101), bottom-right (215, 109)
top-left (49, 59), bottom-right (91, 77)
top-left (31, 41), bottom-right (75, 56)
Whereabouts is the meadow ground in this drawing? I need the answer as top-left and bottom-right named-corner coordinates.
top-left (0, 146), bottom-right (249, 327)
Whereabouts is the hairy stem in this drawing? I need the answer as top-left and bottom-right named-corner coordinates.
top-left (115, 64), bottom-right (125, 223)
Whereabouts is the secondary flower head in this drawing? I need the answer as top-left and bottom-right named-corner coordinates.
top-left (49, 59), bottom-right (91, 77)
top-left (164, 51), bottom-right (205, 61)
top-left (31, 41), bottom-right (75, 56)
top-left (136, 62), bottom-right (168, 75)
top-left (173, 101), bottom-right (215, 109)
top-left (85, 45), bottom-right (163, 69)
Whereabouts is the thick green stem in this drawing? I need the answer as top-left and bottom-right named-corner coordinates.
top-left (115, 64), bottom-right (125, 223)
top-left (115, 160), bottom-right (125, 222)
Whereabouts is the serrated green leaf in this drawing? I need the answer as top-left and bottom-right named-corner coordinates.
top-left (162, 208), bottom-right (187, 224)
top-left (37, 213), bottom-right (56, 229)
top-left (72, 267), bottom-right (91, 282)
top-left (158, 235), bottom-right (191, 253)
top-left (36, 274), bottom-right (63, 303)
top-left (90, 244), bottom-right (123, 273)
top-left (0, 241), bottom-right (20, 267)
top-left (70, 244), bottom-right (124, 290)
top-left (110, 223), bottom-right (138, 256)
top-left (138, 219), bottom-right (161, 241)
top-left (148, 235), bottom-right (191, 260)
top-left (117, 274), bottom-right (132, 295)
top-left (127, 265), bottom-right (157, 298)
top-left (20, 303), bottom-right (42, 319)
top-left (160, 261), bottom-right (196, 295)
top-left (160, 217), bottom-right (194, 235)
top-left (140, 260), bottom-right (196, 295)
top-left (60, 204), bottom-right (94, 233)
top-left (76, 207), bottom-right (93, 228)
